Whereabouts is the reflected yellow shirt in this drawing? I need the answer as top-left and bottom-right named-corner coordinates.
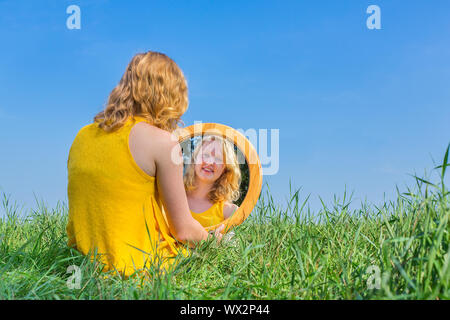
top-left (66, 117), bottom-right (188, 276)
top-left (190, 201), bottom-right (224, 228)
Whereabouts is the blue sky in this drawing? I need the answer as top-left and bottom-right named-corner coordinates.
top-left (0, 0), bottom-right (449, 216)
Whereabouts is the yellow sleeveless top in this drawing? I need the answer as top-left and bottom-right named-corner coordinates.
top-left (66, 116), bottom-right (188, 276)
top-left (190, 201), bottom-right (224, 228)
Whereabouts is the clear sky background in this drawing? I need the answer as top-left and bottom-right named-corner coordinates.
top-left (0, 0), bottom-right (449, 216)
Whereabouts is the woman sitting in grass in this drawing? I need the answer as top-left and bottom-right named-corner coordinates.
top-left (66, 51), bottom-right (224, 277)
top-left (183, 135), bottom-right (241, 228)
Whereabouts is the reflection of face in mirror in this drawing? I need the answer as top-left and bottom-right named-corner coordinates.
top-left (181, 135), bottom-right (249, 228)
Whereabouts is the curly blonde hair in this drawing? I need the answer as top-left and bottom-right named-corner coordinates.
top-left (94, 51), bottom-right (188, 132)
top-left (184, 135), bottom-right (241, 203)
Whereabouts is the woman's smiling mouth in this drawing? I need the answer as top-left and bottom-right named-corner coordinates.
top-left (202, 167), bottom-right (214, 174)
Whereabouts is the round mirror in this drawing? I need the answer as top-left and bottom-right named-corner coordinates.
top-left (174, 123), bottom-right (263, 234)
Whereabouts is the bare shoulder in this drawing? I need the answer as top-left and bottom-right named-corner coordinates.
top-left (223, 202), bottom-right (239, 219)
top-left (132, 121), bottom-right (173, 140)
top-left (132, 122), bottom-right (179, 150)
top-left (129, 121), bottom-right (180, 176)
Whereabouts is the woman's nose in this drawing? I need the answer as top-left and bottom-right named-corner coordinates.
top-left (202, 155), bottom-right (212, 164)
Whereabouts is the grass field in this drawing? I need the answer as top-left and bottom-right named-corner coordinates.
top-left (0, 146), bottom-right (448, 300)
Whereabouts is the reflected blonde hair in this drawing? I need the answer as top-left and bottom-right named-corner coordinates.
top-left (184, 135), bottom-right (241, 203)
top-left (94, 51), bottom-right (188, 132)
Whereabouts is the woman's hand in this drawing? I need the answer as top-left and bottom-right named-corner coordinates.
top-left (208, 224), bottom-right (225, 243)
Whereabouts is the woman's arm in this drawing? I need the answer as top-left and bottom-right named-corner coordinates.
top-left (223, 202), bottom-right (239, 220)
top-left (155, 134), bottom-right (213, 247)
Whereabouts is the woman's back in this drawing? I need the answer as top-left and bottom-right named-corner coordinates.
top-left (66, 117), bottom-right (187, 276)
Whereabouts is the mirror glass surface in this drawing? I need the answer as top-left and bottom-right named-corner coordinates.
top-left (180, 134), bottom-right (250, 228)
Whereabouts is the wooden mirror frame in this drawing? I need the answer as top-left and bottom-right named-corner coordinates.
top-left (175, 123), bottom-right (263, 233)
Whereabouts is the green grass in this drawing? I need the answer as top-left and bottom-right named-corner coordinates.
top-left (0, 146), bottom-right (449, 300)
